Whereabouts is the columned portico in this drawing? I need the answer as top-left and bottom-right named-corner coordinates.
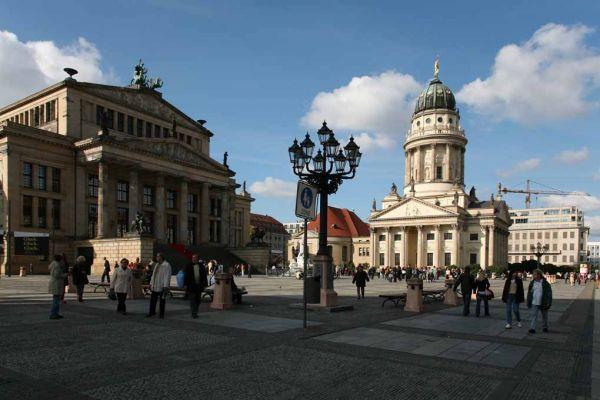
top-left (97, 161), bottom-right (110, 238)
top-left (453, 224), bottom-right (461, 266)
top-left (386, 227), bottom-right (393, 266)
top-left (434, 225), bottom-right (442, 268)
top-left (416, 225), bottom-right (424, 267)
top-left (179, 178), bottom-right (189, 244)
top-left (129, 169), bottom-right (140, 220)
top-left (489, 227), bottom-right (496, 266)
top-left (155, 173), bottom-right (166, 241)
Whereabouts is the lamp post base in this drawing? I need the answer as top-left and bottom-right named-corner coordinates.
top-left (313, 253), bottom-right (337, 307)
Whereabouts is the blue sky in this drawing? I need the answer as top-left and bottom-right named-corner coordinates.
top-left (1, 0), bottom-right (600, 237)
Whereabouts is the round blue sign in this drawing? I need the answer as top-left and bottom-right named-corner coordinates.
top-left (300, 187), bottom-right (313, 209)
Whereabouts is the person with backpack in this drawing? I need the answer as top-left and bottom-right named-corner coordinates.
top-left (502, 270), bottom-right (524, 329)
top-left (527, 269), bottom-right (553, 334)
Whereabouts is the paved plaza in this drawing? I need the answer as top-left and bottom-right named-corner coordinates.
top-left (0, 275), bottom-right (597, 399)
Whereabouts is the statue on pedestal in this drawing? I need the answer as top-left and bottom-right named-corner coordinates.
top-left (130, 212), bottom-right (148, 235)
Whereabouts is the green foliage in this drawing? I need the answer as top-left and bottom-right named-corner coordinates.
top-left (507, 260), bottom-right (575, 275)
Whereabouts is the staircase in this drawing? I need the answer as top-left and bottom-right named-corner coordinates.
top-left (154, 243), bottom-right (248, 273)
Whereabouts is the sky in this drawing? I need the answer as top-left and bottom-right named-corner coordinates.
top-left (1, 0), bottom-right (600, 239)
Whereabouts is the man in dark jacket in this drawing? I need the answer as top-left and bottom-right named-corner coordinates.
top-left (352, 265), bottom-right (370, 299)
top-left (453, 267), bottom-right (475, 316)
top-left (501, 270), bottom-right (524, 329)
top-left (101, 257), bottom-right (111, 283)
top-left (183, 254), bottom-right (208, 319)
top-left (527, 269), bottom-right (552, 334)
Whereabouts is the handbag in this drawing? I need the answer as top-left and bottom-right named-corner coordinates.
top-left (108, 288), bottom-right (117, 300)
top-left (484, 289), bottom-right (494, 299)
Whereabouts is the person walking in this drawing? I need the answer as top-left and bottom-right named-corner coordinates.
top-left (71, 256), bottom-right (89, 302)
top-left (184, 254), bottom-right (208, 319)
top-left (60, 254), bottom-right (70, 304)
top-left (48, 255), bottom-right (67, 319)
top-left (147, 253), bottom-right (172, 319)
top-left (527, 269), bottom-right (552, 334)
top-left (474, 271), bottom-right (491, 317)
top-left (110, 258), bottom-right (132, 315)
top-left (101, 257), bottom-right (111, 283)
top-left (352, 265), bottom-right (370, 300)
top-left (569, 272), bottom-right (575, 286)
top-left (454, 267), bottom-right (475, 316)
top-left (502, 270), bottom-right (524, 329)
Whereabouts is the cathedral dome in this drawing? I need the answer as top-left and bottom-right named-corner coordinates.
top-left (413, 78), bottom-right (456, 114)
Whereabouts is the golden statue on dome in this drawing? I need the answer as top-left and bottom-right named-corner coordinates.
top-left (434, 56), bottom-right (440, 79)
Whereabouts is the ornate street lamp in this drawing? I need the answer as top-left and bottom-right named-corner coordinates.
top-left (288, 121), bottom-right (361, 307)
top-left (530, 242), bottom-right (550, 268)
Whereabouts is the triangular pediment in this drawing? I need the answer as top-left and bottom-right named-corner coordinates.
top-left (371, 197), bottom-right (458, 221)
top-left (75, 83), bottom-right (206, 133)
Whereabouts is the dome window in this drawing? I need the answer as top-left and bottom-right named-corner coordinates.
top-left (416, 121), bottom-right (420, 127)
top-left (449, 118), bottom-right (453, 124)
top-left (425, 118), bottom-right (431, 124)
top-left (437, 117), bottom-right (443, 123)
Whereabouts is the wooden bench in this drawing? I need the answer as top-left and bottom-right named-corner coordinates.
top-left (89, 282), bottom-right (110, 293)
top-left (379, 293), bottom-right (407, 308)
top-left (423, 289), bottom-right (445, 303)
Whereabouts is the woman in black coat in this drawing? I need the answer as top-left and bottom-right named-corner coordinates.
top-left (502, 270), bottom-right (524, 329)
top-left (474, 271), bottom-right (491, 317)
top-left (71, 256), bottom-right (89, 302)
top-left (352, 265), bottom-right (370, 300)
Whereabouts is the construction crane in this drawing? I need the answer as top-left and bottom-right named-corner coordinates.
top-left (497, 179), bottom-right (589, 209)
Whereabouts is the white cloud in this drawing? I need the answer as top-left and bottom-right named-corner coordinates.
top-left (592, 168), bottom-right (600, 181)
top-left (587, 215), bottom-right (600, 239)
top-left (302, 71), bottom-right (422, 151)
top-left (554, 146), bottom-right (589, 165)
top-left (498, 157), bottom-right (541, 178)
top-left (542, 193), bottom-right (600, 212)
top-left (249, 177), bottom-right (296, 198)
top-left (0, 30), bottom-right (113, 106)
top-left (458, 23), bottom-right (600, 123)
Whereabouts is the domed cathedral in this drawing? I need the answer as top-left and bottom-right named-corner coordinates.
top-left (368, 59), bottom-right (511, 269)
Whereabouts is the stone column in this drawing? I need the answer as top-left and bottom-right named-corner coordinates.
top-left (402, 227), bottom-right (408, 268)
top-left (453, 224), bottom-right (461, 266)
top-left (386, 227), bottom-right (393, 266)
top-left (482, 226), bottom-right (489, 269)
top-left (435, 225), bottom-right (442, 268)
top-left (489, 226), bottom-right (496, 267)
top-left (404, 152), bottom-right (410, 185)
top-left (128, 169), bottom-right (140, 223)
top-left (200, 182), bottom-right (210, 243)
top-left (179, 179), bottom-right (189, 244)
top-left (220, 190), bottom-right (230, 246)
top-left (97, 161), bottom-right (110, 238)
top-left (430, 144), bottom-right (436, 181)
top-left (154, 174), bottom-right (166, 241)
top-left (444, 144), bottom-right (450, 181)
top-left (414, 147), bottom-right (421, 182)
top-left (369, 228), bottom-right (376, 267)
top-left (416, 226), bottom-right (423, 267)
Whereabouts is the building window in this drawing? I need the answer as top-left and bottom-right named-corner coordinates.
top-left (52, 199), bottom-right (60, 229)
top-left (38, 198), bottom-right (47, 228)
top-left (427, 252), bottom-right (434, 266)
top-left (146, 122), bottom-right (153, 138)
top-left (88, 204), bottom-right (98, 238)
top-left (96, 105), bottom-right (104, 125)
top-left (394, 253), bottom-right (400, 266)
top-left (144, 212), bottom-right (154, 233)
top-left (570, 231), bottom-right (575, 239)
top-left (378, 234), bottom-right (386, 242)
top-left (187, 194), bottom-right (197, 213)
top-left (154, 125), bottom-right (161, 138)
top-left (188, 217), bottom-right (197, 245)
top-left (117, 112), bottom-right (125, 132)
top-left (167, 190), bottom-right (177, 209)
top-left (106, 109), bottom-right (114, 129)
top-left (553, 232), bottom-right (558, 239)
top-left (88, 174), bottom-right (99, 197)
top-left (117, 207), bottom-right (128, 237)
top-left (563, 231), bottom-right (567, 239)
top-left (23, 162), bottom-right (33, 188)
top-left (186, 135), bottom-right (192, 145)
top-left (515, 233), bottom-right (520, 240)
top-left (426, 233), bottom-right (435, 240)
top-left (137, 119), bottom-right (144, 137)
top-left (552, 243), bottom-right (557, 251)
top-left (563, 243), bottom-right (567, 251)
top-left (342, 246), bottom-right (348, 262)
top-left (179, 133), bottom-right (184, 141)
top-left (394, 234), bottom-right (401, 241)
top-left (38, 165), bottom-right (47, 191)
top-left (127, 116), bottom-right (134, 135)
top-left (23, 195), bottom-right (33, 226)
top-left (143, 186), bottom-right (154, 206)
top-left (436, 166), bottom-right (443, 180)
top-left (167, 215), bottom-right (177, 243)
top-left (444, 232), bottom-right (452, 240)
top-left (444, 252), bottom-right (451, 267)
top-left (117, 181), bottom-right (128, 202)
top-left (469, 253), bottom-right (478, 265)
top-left (163, 127), bottom-right (170, 138)
top-left (469, 233), bottom-right (478, 241)
top-left (51, 168), bottom-right (60, 193)
top-left (210, 198), bottom-right (222, 217)
top-left (570, 243), bottom-right (574, 251)
top-left (529, 233), bottom-right (534, 239)
top-left (379, 253), bottom-right (385, 265)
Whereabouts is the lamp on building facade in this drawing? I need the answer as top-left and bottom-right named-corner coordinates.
top-left (288, 122), bottom-right (361, 307)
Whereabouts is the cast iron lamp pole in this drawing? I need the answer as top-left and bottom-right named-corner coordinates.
top-left (530, 242), bottom-right (549, 269)
top-left (288, 122), bottom-right (361, 306)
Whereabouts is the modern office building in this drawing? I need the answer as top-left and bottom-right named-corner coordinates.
top-left (587, 241), bottom-right (600, 269)
top-left (507, 207), bottom-right (589, 266)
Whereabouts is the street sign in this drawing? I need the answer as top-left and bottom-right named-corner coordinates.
top-left (295, 181), bottom-right (318, 221)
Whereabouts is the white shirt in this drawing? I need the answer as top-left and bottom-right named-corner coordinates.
top-left (150, 261), bottom-right (172, 292)
top-left (110, 267), bottom-right (132, 293)
top-left (532, 280), bottom-right (543, 306)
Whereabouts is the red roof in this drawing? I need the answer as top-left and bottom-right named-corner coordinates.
top-left (307, 207), bottom-right (370, 238)
top-left (250, 213), bottom-right (288, 235)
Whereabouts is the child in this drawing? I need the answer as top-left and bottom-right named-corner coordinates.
top-left (352, 265), bottom-right (370, 300)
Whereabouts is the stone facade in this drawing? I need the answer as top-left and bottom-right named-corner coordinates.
top-left (0, 73), bottom-right (253, 274)
top-left (369, 64), bottom-right (511, 270)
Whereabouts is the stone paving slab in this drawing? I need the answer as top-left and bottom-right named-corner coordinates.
top-left (81, 298), bottom-right (190, 313)
top-left (172, 310), bottom-right (320, 332)
top-left (315, 327), bottom-right (530, 368)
